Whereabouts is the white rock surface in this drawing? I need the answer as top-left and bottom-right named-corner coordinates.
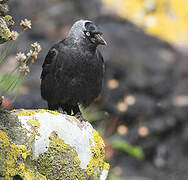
top-left (18, 111), bottom-right (95, 169)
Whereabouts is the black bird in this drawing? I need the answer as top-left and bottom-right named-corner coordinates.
top-left (41, 20), bottom-right (106, 119)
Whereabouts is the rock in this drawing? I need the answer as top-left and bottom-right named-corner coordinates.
top-left (0, 96), bottom-right (2, 107)
top-left (153, 144), bottom-right (168, 168)
top-left (0, 109), bottom-right (109, 179)
top-left (0, 0), bottom-right (8, 4)
top-left (0, 17), bottom-right (11, 43)
top-left (96, 15), bottom-right (179, 115)
top-left (0, 0), bottom-right (14, 44)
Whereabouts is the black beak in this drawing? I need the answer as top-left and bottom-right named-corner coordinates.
top-left (94, 34), bottom-right (107, 45)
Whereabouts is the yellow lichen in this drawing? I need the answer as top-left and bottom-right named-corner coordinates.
top-left (0, 0), bottom-right (8, 4)
top-left (37, 132), bottom-right (88, 180)
top-left (46, 110), bottom-right (59, 115)
top-left (0, 17), bottom-right (11, 41)
top-left (10, 109), bottom-right (36, 116)
top-left (3, 109), bottom-right (109, 179)
top-left (0, 130), bottom-right (45, 179)
top-left (22, 169), bottom-right (46, 180)
top-left (46, 109), bottom-right (59, 115)
top-left (103, 0), bottom-right (188, 44)
top-left (3, 15), bottom-right (14, 27)
top-left (38, 109), bottom-right (48, 114)
top-left (27, 118), bottom-right (40, 136)
top-left (103, 162), bottom-right (110, 170)
top-left (37, 129), bottom-right (109, 179)
top-left (9, 109), bottom-right (59, 116)
top-left (38, 109), bottom-right (59, 115)
top-left (86, 130), bottom-right (110, 179)
top-left (27, 118), bottom-right (40, 128)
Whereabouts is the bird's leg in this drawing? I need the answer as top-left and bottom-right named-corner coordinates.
top-left (57, 108), bottom-right (67, 114)
top-left (61, 104), bottom-right (72, 115)
top-left (48, 103), bottom-right (58, 111)
top-left (48, 103), bottom-right (64, 114)
top-left (72, 105), bottom-right (87, 122)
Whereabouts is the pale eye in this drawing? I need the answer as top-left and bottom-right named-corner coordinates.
top-left (86, 32), bottom-right (90, 37)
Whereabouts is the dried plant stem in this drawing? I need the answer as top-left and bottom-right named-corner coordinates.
top-left (0, 40), bottom-right (16, 64)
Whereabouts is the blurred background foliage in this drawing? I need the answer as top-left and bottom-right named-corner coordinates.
top-left (1, 0), bottom-right (188, 180)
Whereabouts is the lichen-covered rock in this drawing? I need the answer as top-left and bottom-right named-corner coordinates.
top-left (0, 0), bottom-right (8, 4)
top-left (3, 15), bottom-right (14, 27)
top-left (0, 0), bottom-right (14, 44)
top-left (0, 17), bottom-right (11, 43)
top-left (0, 109), bottom-right (110, 180)
top-left (0, 3), bottom-right (8, 15)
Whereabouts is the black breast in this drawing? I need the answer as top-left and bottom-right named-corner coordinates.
top-left (65, 51), bottom-right (104, 107)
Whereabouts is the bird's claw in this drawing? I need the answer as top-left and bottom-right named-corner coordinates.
top-left (74, 112), bottom-right (87, 122)
top-left (57, 109), bottom-right (67, 114)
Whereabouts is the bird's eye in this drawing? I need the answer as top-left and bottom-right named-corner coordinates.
top-left (85, 22), bottom-right (97, 33)
top-left (86, 31), bottom-right (90, 37)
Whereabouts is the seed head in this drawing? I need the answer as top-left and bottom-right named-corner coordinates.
top-left (19, 64), bottom-right (30, 75)
top-left (27, 50), bottom-right (38, 60)
top-left (16, 52), bottom-right (26, 64)
top-left (10, 31), bottom-right (19, 40)
top-left (31, 42), bottom-right (41, 53)
top-left (20, 19), bottom-right (32, 30)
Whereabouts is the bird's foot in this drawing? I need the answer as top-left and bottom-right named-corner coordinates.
top-left (74, 112), bottom-right (87, 122)
top-left (57, 108), bottom-right (67, 114)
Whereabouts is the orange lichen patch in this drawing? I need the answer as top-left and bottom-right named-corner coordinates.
top-left (117, 125), bottom-right (128, 135)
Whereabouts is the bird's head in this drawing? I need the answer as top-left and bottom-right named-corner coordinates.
top-left (67, 20), bottom-right (107, 47)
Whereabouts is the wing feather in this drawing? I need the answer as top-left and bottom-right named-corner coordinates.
top-left (40, 46), bottom-right (58, 79)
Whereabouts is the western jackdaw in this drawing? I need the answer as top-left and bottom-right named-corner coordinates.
top-left (41, 20), bottom-right (106, 120)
